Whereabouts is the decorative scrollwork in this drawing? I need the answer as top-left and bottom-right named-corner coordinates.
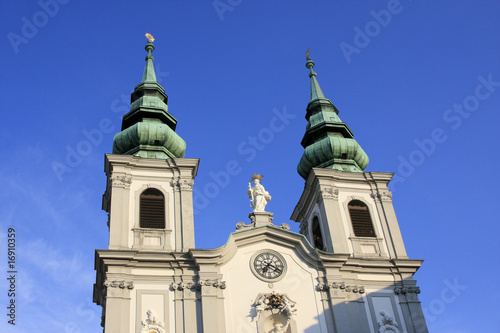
top-left (371, 190), bottom-right (393, 202)
top-left (177, 179), bottom-right (194, 191)
top-left (321, 187), bottom-right (339, 200)
top-left (254, 292), bottom-right (297, 321)
top-left (111, 176), bottom-right (132, 188)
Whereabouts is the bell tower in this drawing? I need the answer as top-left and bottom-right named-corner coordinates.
top-left (94, 37), bottom-right (200, 332)
top-left (102, 38), bottom-right (199, 252)
top-left (291, 52), bottom-right (428, 332)
top-left (292, 53), bottom-right (408, 260)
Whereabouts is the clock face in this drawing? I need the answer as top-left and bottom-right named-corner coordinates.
top-left (253, 252), bottom-right (285, 279)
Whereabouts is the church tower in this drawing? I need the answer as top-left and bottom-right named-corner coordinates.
top-left (292, 54), bottom-right (408, 260)
top-left (291, 53), bottom-right (428, 332)
top-left (102, 39), bottom-right (198, 252)
top-left (94, 38), bottom-right (201, 332)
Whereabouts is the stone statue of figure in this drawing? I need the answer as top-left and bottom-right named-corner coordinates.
top-left (270, 321), bottom-right (289, 333)
top-left (140, 309), bottom-right (165, 333)
top-left (247, 174), bottom-right (271, 212)
top-left (378, 310), bottom-right (400, 333)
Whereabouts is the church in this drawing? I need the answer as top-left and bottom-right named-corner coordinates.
top-left (93, 36), bottom-right (429, 333)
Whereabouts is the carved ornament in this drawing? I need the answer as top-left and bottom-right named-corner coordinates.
top-left (378, 310), bottom-right (400, 333)
top-left (140, 309), bottom-right (165, 333)
top-left (254, 292), bottom-right (297, 321)
top-left (395, 286), bottom-right (420, 302)
top-left (236, 221), bottom-right (255, 230)
top-left (394, 287), bottom-right (420, 295)
top-left (196, 279), bottom-right (227, 290)
top-left (371, 190), bottom-right (393, 202)
top-left (111, 175), bottom-right (132, 188)
top-left (317, 281), bottom-right (365, 295)
top-left (321, 187), bottom-right (339, 200)
top-left (104, 280), bottom-right (134, 298)
top-left (176, 179), bottom-right (194, 191)
top-left (104, 280), bottom-right (134, 290)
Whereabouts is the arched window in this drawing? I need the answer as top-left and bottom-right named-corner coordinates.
top-left (348, 200), bottom-right (375, 237)
top-left (140, 188), bottom-right (165, 229)
top-left (311, 216), bottom-right (325, 250)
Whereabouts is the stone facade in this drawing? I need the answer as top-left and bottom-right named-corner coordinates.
top-left (93, 42), bottom-right (428, 332)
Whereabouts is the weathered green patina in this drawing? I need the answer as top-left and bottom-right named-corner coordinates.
top-left (297, 55), bottom-right (369, 179)
top-left (113, 40), bottom-right (186, 159)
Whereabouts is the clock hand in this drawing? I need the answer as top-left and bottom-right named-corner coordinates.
top-left (267, 262), bottom-right (282, 273)
top-left (272, 266), bottom-right (282, 273)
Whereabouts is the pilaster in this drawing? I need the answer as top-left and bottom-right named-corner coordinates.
top-left (395, 286), bottom-right (428, 333)
top-left (103, 279), bottom-right (134, 333)
top-left (318, 185), bottom-right (350, 254)
top-left (374, 190), bottom-right (408, 259)
top-left (107, 174), bottom-right (132, 250)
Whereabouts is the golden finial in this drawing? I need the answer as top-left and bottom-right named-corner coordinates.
top-left (250, 174), bottom-right (264, 181)
top-left (306, 48), bottom-right (311, 60)
top-left (145, 33), bottom-right (155, 43)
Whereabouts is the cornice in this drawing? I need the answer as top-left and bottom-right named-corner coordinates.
top-left (95, 249), bottom-right (197, 270)
top-left (105, 154), bottom-right (199, 177)
top-left (190, 226), bottom-right (322, 269)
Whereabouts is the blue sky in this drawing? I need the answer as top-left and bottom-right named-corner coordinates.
top-left (1, 1), bottom-right (499, 331)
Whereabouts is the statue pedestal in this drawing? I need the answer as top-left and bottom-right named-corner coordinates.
top-left (249, 212), bottom-right (274, 227)
top-left (235, 212), bottom-right (290, 231)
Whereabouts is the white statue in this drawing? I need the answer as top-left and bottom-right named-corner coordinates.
top-left (247, 174), bottom-right (271, 212)
top-left (378, 310), bottom-right (400, 333)
top-left (140, 309), bottom-right (165, 333)
top-left (270, 321), bottom-right (289, 333)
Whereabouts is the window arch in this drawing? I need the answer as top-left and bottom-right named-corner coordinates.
top-left (311, 216), bottom-right (325, 250)
top-left (139, 188), bottom-right (165, 229)
top-left (348, 200), bottom-right (375, 237)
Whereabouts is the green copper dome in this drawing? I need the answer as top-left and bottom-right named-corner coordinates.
top-left (112, 40), bottom-right (186, 159)
top-left (297, 55), bottom-right (369, 179)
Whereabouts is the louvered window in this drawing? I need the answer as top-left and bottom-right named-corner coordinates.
top-left (140, 188), bottom-right (165, 229)
top-left (312, 216), bottom-right (325, 250)
top-left (348, 200), bottom-right (375, 237)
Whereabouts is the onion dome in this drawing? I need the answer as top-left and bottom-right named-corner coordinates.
top-left (297, 53), bottom-right (368, 179)
top-left (113, 39), bottom-right (186, 159)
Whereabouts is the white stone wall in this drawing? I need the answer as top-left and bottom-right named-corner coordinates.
top-left (220, 241), bottom-right (329, 332)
